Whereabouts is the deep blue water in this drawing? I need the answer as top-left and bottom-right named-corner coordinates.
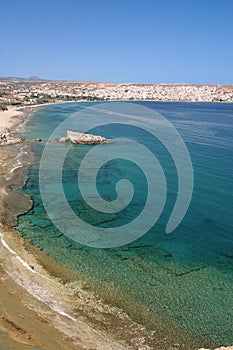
top-left (16, 101), bottom-right (233, 344)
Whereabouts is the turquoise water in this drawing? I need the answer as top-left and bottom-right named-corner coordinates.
top-left (16, 102), bottom-right (233, 344)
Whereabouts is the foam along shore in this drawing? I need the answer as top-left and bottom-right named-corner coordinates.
top-left (0, 230), bottom-right (127, 350)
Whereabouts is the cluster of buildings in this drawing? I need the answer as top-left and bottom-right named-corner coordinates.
top-left (79, 83), bottom-right (233, 102)
top-left (0, 79), bottom-right (233, 107)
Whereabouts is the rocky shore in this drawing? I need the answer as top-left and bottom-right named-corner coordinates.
top-left (0, 128), bottom-right (24, 146)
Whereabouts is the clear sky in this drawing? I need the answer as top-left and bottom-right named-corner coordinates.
top-left (1, 0), bottom-right (233, 84)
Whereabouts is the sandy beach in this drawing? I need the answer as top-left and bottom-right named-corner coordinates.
top-left (0, 102), bottom-right (72, 129)
top-left (0, 106), bottom-right (27, 129)
top-left (0, 107), bottom-right (80, 349)
top-left (0, 228), bottom-right (128, 350)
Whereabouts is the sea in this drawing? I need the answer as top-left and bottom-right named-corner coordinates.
top-left (15, 101), bottom-right (233, 345)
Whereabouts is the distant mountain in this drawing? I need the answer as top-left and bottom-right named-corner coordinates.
top-left (28, 75), bottom-right (45, 81)
top-left (0, 76), bottom-right (48, 81)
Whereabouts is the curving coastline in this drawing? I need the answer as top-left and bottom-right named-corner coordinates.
top-left (0, 104), bottom-right (229, 350)
top-left (0, 106), bottom-right (132, 349)
top-left (0, 107), bottom-right (158, 349)
top-left (0, 107), bottom-right (131, 349)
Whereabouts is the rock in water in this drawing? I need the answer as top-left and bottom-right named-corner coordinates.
top-left (59, 130), bottom-right (112, 145)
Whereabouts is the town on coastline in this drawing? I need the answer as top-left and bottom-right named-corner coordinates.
top-left (1, 78), bottom-right (233, 110)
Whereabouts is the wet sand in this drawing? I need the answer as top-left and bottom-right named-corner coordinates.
top-left (0, 108), bottom-right (79, 349)
top-left (0, 227), bottom-right (130, 350)
top-left (0, 265), bottom-right (82, 350)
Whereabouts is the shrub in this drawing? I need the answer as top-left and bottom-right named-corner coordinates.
top-left (0, 103), bottom-right (8, 111)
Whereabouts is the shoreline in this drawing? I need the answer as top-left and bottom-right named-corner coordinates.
top-left (0, 103), bottom-right (227, 349)
top-left (0, 228), bottom-right (130, 350)
top-left (0, 105), bottom-right (159, 350)
top-left (0, 105), bottom-right (132, 349)
top-left (0, 106), bottom-right (26, 129)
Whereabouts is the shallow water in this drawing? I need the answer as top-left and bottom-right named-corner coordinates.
top-left (16, 101), bottom-right (233, 345)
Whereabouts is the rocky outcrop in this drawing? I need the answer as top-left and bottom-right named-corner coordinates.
top-left (0, 128), bottom-right (24, 146)
top-left (59, 130), bottom-right (112, 145)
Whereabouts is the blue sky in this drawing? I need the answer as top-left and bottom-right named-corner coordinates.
top-left (1, 0), bottom-right (233, 83)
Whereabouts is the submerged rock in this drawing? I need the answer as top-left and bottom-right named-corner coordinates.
top-left (59, 130), bottom-right (112, 145)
